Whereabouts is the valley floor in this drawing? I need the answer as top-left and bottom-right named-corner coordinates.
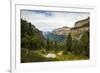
top-left (21, 48), bottom-right (89, 63)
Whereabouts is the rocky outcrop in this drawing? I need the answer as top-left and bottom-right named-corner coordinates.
top-left (52, 17), bottom-right (89, 39)
top-left (71, 17), bottom-right (89, 38)
top-left (74, 17), bottom-right (89, 28)
top-left (53, 26), bottom-right (71, 35)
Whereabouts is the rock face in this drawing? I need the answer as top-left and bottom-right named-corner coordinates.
top-left (74, 17), bottom-right (89, 28)
top-left (46, 53), bottom-right (56, 58)
top-left (71, 17), bottom-right (89, 38)
top-left (52, 17), bottom-right (89, 39)
top-left (21, 19), bottom-right (45, 40)
top-left (53, 26), bottom-right (71, 35)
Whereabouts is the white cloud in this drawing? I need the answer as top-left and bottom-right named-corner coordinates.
top-left (21, 10), bottom-right (89, 32)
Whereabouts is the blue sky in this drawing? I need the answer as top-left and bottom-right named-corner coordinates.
top-left (21, 10), bottom-right (89, 32)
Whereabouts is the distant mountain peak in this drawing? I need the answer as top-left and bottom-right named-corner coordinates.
top-left (42, 31), bottom-right (51, 39)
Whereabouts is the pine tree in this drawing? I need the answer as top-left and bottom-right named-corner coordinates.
top-left (65, 33), bottom-right (72, 54)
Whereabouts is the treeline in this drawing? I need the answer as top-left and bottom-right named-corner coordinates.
top-left (43, 31), bottom-right (89, 57)
top-left (21, 19), bottom-right (89, 58)
top-left (64, 31), bottom-right (89, 57)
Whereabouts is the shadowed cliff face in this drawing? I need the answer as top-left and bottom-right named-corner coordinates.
top-left (21, 19), bottom-right (45, 50)
top-left (21, 19), bottom-right (45, 40)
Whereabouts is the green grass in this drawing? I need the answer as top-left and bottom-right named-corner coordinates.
top-left (56, 54), bottom-right (88, 61)
top-left (21, 48), bottom-right (89, 63)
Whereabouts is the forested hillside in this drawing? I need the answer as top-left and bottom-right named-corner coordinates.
top-left (21, 17), bottom-right (90, 63)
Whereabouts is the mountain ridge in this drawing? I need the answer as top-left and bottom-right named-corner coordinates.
top-left (52, 17), bottom-right (89, 39)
